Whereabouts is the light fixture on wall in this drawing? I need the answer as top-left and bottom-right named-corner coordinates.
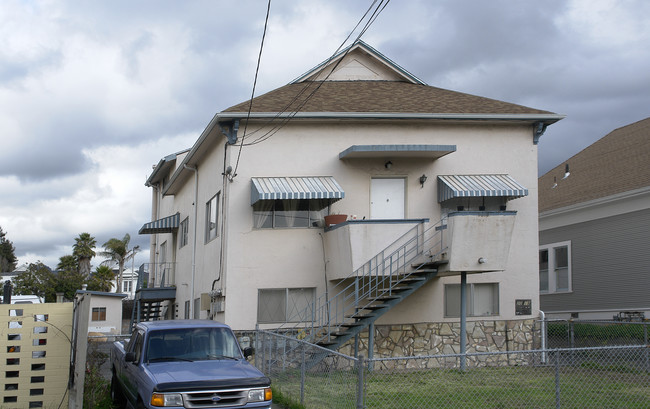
top-left (562, 163), bottom-right (570, 179)
top-left (419, 174), bottom-right (428, 188)
top-left (384, 161), bottom-right (393, 169)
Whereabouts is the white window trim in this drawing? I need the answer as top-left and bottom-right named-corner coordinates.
top-left (179, 217), bottom-right (189, 248)
top-left (539, 240), bottom-right (572, 294)
top-left (205, 193), bottom-right (219, 243)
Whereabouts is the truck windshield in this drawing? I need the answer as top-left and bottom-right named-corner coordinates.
top-left (146, 327), bottom-right (242, 363)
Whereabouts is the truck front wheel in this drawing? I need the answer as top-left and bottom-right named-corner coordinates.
top-left (110, 374), bottom-right (126, 409)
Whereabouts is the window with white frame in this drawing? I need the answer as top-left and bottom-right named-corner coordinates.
top-left (179, 217), bottom-right (189, 248)
top-left (123, 281), bottom-right (132, 293)
top-left (253, 200), bottom-right (329, 229)
top-left (539, 241), bottom-right (571, 294)
top-left (444, 283), bottom-right (499, 318)
top-left (257, 288), bottom-right (316, 323)
top-left (206, 193), bottom-right (219, 242)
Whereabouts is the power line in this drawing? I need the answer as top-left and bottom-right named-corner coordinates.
top-left (237, 0), bottom-right (392, 148)
top-left (232, 0), bottom-right (272, 178)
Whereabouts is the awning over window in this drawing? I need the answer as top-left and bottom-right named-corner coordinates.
top-left (437, 175), bottom-right (528, 203)
top-left (139, 213), bottom-right (180, 235)
top-left (251, 177), bottom-right (345, 205)
top-left (339, 144), bottom-right (456, 160)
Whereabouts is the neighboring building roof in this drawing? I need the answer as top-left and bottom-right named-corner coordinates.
top-left (539, 117), bottom-right (650, 213)
top-left (76, 290), bottom-right (128, 298)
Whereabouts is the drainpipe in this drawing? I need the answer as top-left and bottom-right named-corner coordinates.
top-left (151, 183), bottom-right (160, 285)
top-left (184, 164), bottom-right (198, 319)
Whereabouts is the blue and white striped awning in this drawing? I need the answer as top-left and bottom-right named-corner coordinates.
top-left (139, 213), bottom-right (180, 234)
top-left (251, 177), bottom-right (345, 205)
top-left (437, 175), bottom-right (528, 203)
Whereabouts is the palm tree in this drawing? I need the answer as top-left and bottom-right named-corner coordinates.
top-left (87, 265), bottom-right (115, 293)
top-left (73, 232), bottom-right (96, 279)
top-left (56, 255), bottom-right (86, 301)
top-left (100, 234), bottom-right (130, 293)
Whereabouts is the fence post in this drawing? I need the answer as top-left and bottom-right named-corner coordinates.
top-left (554, 350), bottom-right (561, 409)
top-left (300, 341), bottom-right (306, 406)
top-left (356, 355), bottom-right (365, 409)
top-left (643, 322), bottom-right (650, 372)
top-left (260, 331), bottom-right (266, 373)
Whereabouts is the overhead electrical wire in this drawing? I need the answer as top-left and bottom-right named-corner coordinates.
top-left (242, 0), bottom-right (391, 147)
top-left (232, 0), bottom-right (272, 178)
top-left (234, 0), bottom-right (392, 150)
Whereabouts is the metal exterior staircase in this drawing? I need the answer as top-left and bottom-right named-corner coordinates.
top-left (277, 218), bottom-right (448, 355)
top-left (129, 264), bottom-right (176, 332)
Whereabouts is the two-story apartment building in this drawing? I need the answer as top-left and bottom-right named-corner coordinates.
top-left (139, 41), bottom-right (563, 355)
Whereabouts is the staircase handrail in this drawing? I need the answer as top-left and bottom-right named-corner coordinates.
top-left (278, 217), bottom-right (448, 344)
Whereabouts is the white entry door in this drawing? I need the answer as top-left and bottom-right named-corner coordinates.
top-left (371, 178), bottom-right (405, 219)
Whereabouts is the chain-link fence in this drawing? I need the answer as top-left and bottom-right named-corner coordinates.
top-left (544, 319), bottom-right (649, 348)
top-left (257, 330), bottom-right (650, 409)
top-left (256, 330), bottom-right (362, 408)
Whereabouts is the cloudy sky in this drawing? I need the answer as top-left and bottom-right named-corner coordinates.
top-left (1, 0), bottom-right (649, 269)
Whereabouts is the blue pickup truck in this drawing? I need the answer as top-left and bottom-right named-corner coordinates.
top-left (110, 320), bottom-right (272, 409)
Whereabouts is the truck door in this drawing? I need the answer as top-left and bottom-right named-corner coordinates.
top-left (123, 330), bottom-right (144, 403)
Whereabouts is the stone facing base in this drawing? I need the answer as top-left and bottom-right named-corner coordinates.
top-left (337, 319), bottom-right (538, 359)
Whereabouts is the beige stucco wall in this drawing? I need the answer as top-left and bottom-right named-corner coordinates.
top-left (146, 118), bottom-right (540, 331)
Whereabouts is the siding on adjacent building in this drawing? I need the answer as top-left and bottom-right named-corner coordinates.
top-left (540, 208), bottom-right (650, 314)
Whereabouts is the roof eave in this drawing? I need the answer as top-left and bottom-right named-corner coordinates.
top-left (216, 111), bottom-right (566, 124)
top-left (163, 113), bottom-right (225, 195)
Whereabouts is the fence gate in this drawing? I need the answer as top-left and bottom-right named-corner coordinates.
top-left (0, 303), bottom-right (73, 409)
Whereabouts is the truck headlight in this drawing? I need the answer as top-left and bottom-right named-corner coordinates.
top-left (248, 388), bottom-right (272, 402)
top-left (151, 393), bottom-right (183, 407)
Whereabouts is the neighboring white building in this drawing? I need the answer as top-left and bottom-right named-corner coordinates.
top-left (110, 268), bottom-right (139, 299)
top-left (78, 290), bottom-right (128, 334)
top-left (139, 41), bottom-right (563, 354)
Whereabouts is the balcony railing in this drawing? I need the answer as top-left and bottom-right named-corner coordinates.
top-left (137, 262), bottom-right (176, 289)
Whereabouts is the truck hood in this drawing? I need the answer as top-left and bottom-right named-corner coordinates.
top-left (147, 360), bottom-right (270, 392)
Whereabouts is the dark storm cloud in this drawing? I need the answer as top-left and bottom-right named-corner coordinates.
top-left (2, 0), bottom-right (650, 266)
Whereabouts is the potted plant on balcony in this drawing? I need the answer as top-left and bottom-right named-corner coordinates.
top-left (324, 213), bottom-right (348, 228)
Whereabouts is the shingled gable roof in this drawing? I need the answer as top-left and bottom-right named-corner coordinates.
top-left (220, 40), bottom-right (562, 123)
top-left (539, 117), bottom-right (650, 213)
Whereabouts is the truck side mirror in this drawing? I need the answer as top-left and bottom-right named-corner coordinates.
top-left (243, 347), bottom-right (254, 358)
top-left (125, 352), bottom-right (137, 362)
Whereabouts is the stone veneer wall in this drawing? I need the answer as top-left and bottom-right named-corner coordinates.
top-left (337, 319), bottom-right (538, 359)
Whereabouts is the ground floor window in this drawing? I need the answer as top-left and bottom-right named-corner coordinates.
top-left (91, 307), bottom-right (106, 321)
top-left (444, 283), bottom-right (499, 318)
top-left (257, 288), bottom-right (316, 323)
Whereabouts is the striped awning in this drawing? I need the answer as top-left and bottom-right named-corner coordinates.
top-left (437, 175), bottom-right (528, 203)
top-left (139, 213), bottom-right (180, 235)
top-left (251, 177), bottom-right (345, 205)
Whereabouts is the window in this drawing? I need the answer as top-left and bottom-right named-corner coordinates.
top-left (444, 283), bottom-right (499, 318)
top-left (123, 281), bottom-right (132, 293)
top-left (184, 300), bottom-right (190, 319)
top-left (179, 217), bottom-right (189, 248)
top-left (253, 200), bottom-right (329, 229)
top-left (206, 193), bottom-right (219, 242)
top-left (257, 288), bottom-right (315, 323)
top-left (91, 307), bottom-right (106, 321)
top-left (539, 241), bottom-right (571, 294)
